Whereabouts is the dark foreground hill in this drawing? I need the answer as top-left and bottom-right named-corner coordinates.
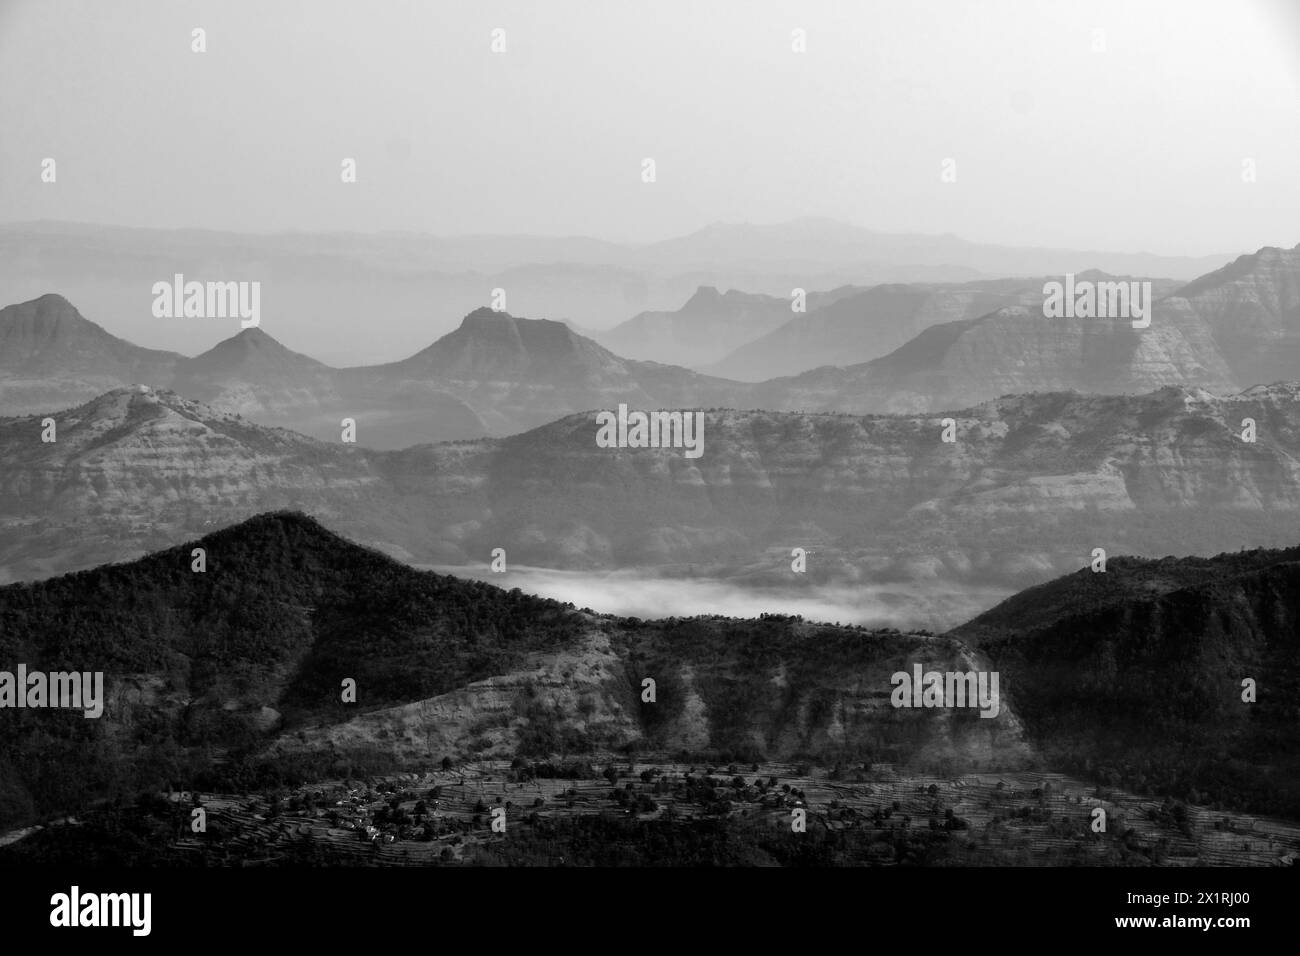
top-left (0, 512), bottom-right (1016, 831)
top-left (953, 546), bottom-right (1300, 818)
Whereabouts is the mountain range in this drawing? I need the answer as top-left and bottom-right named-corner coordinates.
top-left (1, 241), bottom-right (1296, 450)
top-left (0, 296), bottom-right (747, 447)
top-left (703, 273), bottom-right (1186, 381)
top-left (4, 382), bottom-right (1300, 593)
top-left (750, 245), bottom-right (1300, 414)
top-left (0, 219), bottom-right (1231, 365)
top-left (594, 283), bottom-right (863, 368)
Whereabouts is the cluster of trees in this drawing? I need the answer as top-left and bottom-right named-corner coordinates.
top-left (978, 554), bottom-right (1300, 820)
top-left (0, 512), bottom-right (580, 830)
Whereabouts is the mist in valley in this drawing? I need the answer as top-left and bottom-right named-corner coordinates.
top-left (422, 564), bottom-right (1013, 633)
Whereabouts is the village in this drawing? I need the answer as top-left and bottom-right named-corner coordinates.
top-left (156, 758), bottom-right (1300, 866)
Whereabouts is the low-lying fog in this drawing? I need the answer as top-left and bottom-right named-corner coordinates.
top-left (421, 565), bottom-right (1013, 633)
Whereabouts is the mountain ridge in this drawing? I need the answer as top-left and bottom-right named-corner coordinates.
top-left (6, 381), bottom-right (1300, 594)
top-left (2, 238), bottom-right (1296, 444)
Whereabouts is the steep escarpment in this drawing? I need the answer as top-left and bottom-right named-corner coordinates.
top-left (270, 615), bottom-right (1025, 773)
top-left (1160, 244), bottom-right (1300, 386)
top-left (0, 387), bottom-right (386, 578)
top-left (754, 303), bottom-right (1236, 415)
top-left (5, 383), bottom-right (1300, 588)
top-left (386, 384), bottom-right (1300, 581)
top-left (750, 246), bottom-right (1299, 414)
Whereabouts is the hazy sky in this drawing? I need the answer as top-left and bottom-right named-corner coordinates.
top-left (2, 0), bottom-right (1298, 255)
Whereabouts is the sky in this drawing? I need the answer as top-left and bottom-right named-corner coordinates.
top-left (1, 0), bottom-right (1298, 255)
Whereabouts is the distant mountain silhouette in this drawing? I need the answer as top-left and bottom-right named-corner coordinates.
top-left (354, 306), bottom-right (749, 435)
top-left (743, 250), bottom-right (1300, 414)
top-left (752, 293), bottom-right (1234, 415)
top-left (596, 284), bottom-right (861, 367)
top-left (168, 325), bottom-right (486, 447)
top-left (0, 297), bottom-right (737, 447)
top-left (706, 280), bottom-right (1033, 381)
top-left (177, 326), bottom-right (329, 379)
top-left (0, 294), bottom-right (181, 413)
top-left (375, 307), bottom-right (629, 379)
top-left (2, 242), bottom-right (1296, 446)
top-left (634, 218), bottom-right (1231, 278)
top-left (0, 220), bottom-right (1234, 365)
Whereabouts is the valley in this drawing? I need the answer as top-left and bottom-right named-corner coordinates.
top-left (420, 564), bottom-right (1014, 633)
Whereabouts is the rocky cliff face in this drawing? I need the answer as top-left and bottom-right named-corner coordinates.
top-left (755, 304), bottom-right (1237, 414)
top-left (752, 248), bottom-right (1299, 413)
top-left (1159, 244), bottom-right (1300, 386)
top-left (0, 387), bottom-right (385, 579)
top-left (5, 383), bottom-right (1300, 589)
top-left (380, 384), bottom-right (1300, 582)
top-left (268, 618), bottom-right (1027, 770)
